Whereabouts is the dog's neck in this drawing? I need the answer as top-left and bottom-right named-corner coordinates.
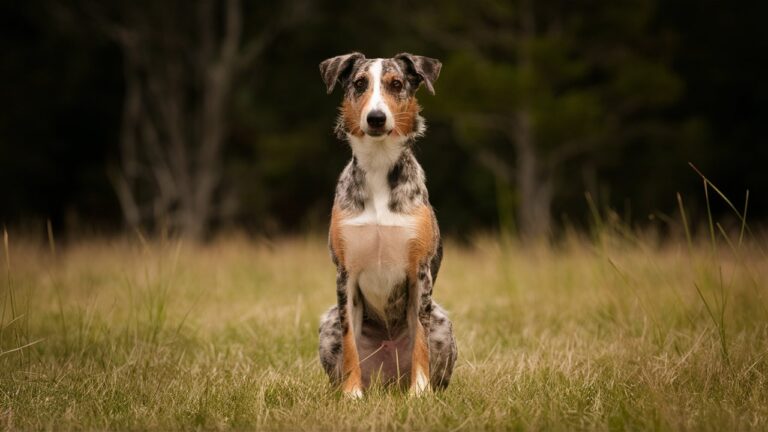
top-left (345, 134), bottom-right (412, 218)
top-left (335, 133), bottom-right (426, 215)
top-left (348, 134), bottom-right (408, 179)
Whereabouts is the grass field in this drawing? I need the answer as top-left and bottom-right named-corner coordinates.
top-left (1, 226), bottom-right (767, 430)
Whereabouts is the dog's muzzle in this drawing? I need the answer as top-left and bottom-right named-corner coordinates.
top-left (366, 110), bottom-right (388, 136)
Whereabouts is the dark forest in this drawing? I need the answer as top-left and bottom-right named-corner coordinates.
top-left (1, 0), bottom-right (766, 240)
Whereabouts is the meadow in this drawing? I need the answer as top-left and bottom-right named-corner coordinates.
top-left (1, 221), bottom-right (767, 430)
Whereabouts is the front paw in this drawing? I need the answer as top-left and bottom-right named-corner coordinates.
top-left (343, 386), bottom-right (364, 399)
top-left (408, 369), bottom-right (430, 397)
top-left (342, 377), bottom-right (364, 399)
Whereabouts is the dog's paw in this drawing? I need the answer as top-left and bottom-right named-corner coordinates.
top-left (408, 370), bottom-right (431, 397)
top-left (343, 387), bottom-right (364, 399)
top-left (342, 376), bottom-right (364, 399)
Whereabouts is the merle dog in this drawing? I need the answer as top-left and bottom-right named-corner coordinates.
top-left (317, 53), bottom-right (457, 398)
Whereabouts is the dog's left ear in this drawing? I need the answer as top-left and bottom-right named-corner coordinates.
top-left (394, 53), bottom-right (442, 95)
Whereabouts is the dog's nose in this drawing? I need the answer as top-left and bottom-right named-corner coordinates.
top-left (366, 110), bottom-right (387, 128)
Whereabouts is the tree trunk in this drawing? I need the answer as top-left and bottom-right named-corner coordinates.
top-left (95, 0), bottom-right (292, 241)
top-left (514, 0), bottom-right (552, 241)
top-left (514, 110), bottom-right (552, 241)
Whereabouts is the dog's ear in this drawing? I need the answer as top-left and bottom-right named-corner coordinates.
top-left (319, 52), bottom-right (366, 94)
top-left (394, 53), bottom-right (442, 95)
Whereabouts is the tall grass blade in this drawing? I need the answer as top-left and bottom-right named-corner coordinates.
top-left (1, 228), bottom-right (25, 365)
top-left (47, 219), bottom-right (56, 257)
top-left (693, 281), bottom-right (729, 365)
top-left (716, 222), bottom-right (768, 317)
top-left (717, 267), bottom-right (729, 364)
top-left (585, 192), bottom-right (603, 231)
top-left (739, 190), bottom-right (749, 248)
top-left (703, 180), bottom-right (716, 255)
top-left (677, 193), bottom-right (694, 256)
top-left (689, 163), bottom-right (764, 256)
top-left (689, 163), bottom-right (745, 222)
top-left (0, 338), bottom-right (44, 359)
top-left (716, 223), bottom-right (737, 254)
top-left (0, 228), bottom-right (6, 349)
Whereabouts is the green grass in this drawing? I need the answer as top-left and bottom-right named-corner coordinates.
top-left (1, 228), bottom-right (767, 431)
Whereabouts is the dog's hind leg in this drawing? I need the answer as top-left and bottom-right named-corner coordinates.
top-left (406, 262), bottom-right (433, 396)
top-left (318, 306), bottom-right (343, 384)
top-left (428, 302), bottom-right (457, 389)
top-left (334, 268), bottom-right (364, 398)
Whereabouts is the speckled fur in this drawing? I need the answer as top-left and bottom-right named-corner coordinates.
top-left (318, 52), bottom-right (456, 394)
top-left (334, 156), bottom-right (367, 214)
top-left (319, 302), bottom-right (457, 388)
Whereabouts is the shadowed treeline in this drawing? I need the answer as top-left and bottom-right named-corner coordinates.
top-left (1, 0), bottom-right (766, 240)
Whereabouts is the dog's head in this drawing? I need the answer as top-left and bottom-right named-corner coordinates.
top-left (320, 53), bottom-right (441, 140)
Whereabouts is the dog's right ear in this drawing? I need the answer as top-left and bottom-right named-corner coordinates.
top-left (319, 52), bottom-right (365, 94)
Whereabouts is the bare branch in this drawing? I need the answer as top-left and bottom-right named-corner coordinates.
top-left (220, 0), bottom-right (243, 69)
top-left (476, 150), bottom-right (515, 184)
top-left (197, 0), bottom-right (215, 72)
top-left (235, 30), bottom-right (275, 74)
top-left (234, 0), bottom-right (311, 74)
top-left (108, 169), bottom-right (141, 229)
top-left (546, 137), bottom-right (597, 170)
top-left (90, 0), bottom-right (308, 239)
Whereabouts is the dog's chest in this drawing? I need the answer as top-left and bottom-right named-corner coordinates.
top-left (340, 174), bottom-right (416, 317)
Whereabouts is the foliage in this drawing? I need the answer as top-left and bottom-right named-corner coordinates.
top-left (0, 0), bottom-right (766, 237)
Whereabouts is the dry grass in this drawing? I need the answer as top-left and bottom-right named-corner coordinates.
top-left (1, 229), bottom-right (767, 430)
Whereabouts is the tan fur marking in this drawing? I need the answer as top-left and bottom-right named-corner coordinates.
top-left (410, 320), bottom-right (430, 389)
top-left (340, 83), bottom-right (372, 137)
top-left (380, 77), bottom-right (420, 137)
top-left (341, 225), bottom-right (411, 276)
top-left (341, 325), bottom-right (363, 393)
top-left (330, 205), bottom-right (347, 264)
top-left (381, 72), bottom-right (399, 82)
top-left (394, 98), bottom-right (419, 136)
top-left (333, 205), bottom-right (362, 393)
top-left (407, 205), bottom-right (434, 391)
top-left (407, 205), bottom-right (435, 279)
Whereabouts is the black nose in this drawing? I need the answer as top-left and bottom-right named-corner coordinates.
top-left (366, 110), bottom-right (387, 128)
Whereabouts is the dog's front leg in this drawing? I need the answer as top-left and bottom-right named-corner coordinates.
top-left (408, 263), bottom-right (433, 396)
top-left (336, 267), bottom-right (363, 398)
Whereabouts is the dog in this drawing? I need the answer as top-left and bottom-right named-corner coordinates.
top-left (317, 52), bottom-right (457, 398)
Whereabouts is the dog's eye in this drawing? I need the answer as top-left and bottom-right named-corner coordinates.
top-left (391, 80), bottom-right (403, 91)
top-left (354, 78), bottom-right (367, 91)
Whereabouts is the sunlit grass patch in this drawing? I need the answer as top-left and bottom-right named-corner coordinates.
top-left (1, 227), bottom-right (767, 430)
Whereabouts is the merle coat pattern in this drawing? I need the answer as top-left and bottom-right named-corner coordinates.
top-left (317, 52), bottom-right (457, 397)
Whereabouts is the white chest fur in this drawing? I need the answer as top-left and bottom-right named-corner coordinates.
top-left (342, 136), bottom-right (416, 318)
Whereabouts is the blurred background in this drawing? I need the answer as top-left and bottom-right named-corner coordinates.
top-left (1, 0), bottom-right (766, 241)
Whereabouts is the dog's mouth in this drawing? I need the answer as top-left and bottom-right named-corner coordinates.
top-left (364, 127), bottom-right (393, 138)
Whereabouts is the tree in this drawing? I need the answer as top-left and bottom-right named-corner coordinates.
top-left (412, 0), bottom-right (683, 240)
top-left (84, 0), bottom-right (308, 240)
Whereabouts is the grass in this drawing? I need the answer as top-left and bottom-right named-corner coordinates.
top-left (1, 224), bottom-right (767, 430)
